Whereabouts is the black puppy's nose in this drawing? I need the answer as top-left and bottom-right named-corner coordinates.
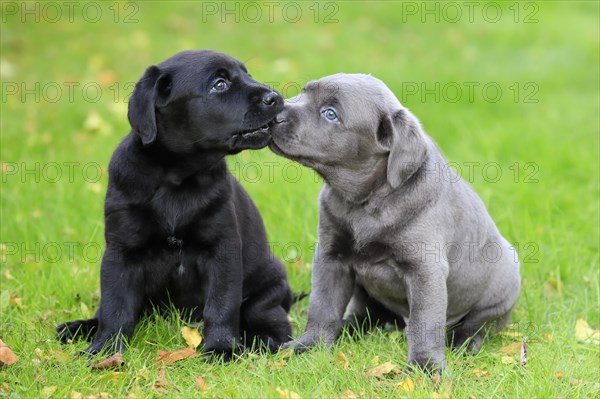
top-left (262, 92), bottom-right (279, 106)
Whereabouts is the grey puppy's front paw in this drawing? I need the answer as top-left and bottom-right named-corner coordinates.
top-left (281, 339), bottom-right (312, 353)
top-left (282, 328), bottom-right (338, 353)
top-left (407, 354), bottom-right (447, 375)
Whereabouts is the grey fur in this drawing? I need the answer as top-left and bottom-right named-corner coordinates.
top-left (269, 74), bottom-right (520, 373)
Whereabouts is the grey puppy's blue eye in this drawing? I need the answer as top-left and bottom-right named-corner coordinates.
top-left (322, 108), bottom-right (338, 121)
top-left (211, 78), bottom-right (230, 92)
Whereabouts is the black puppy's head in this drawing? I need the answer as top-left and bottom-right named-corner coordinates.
top-left (128, 50), bottom-right (283, 154)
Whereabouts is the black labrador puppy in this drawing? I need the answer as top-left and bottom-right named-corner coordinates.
top-left (56, 50), bottom-right (293, 358)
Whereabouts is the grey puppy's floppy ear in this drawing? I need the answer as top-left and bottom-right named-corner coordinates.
top-left (127, 65), bottom-right (173, 145)
top-left (376, 109), bottom-right (428, 189)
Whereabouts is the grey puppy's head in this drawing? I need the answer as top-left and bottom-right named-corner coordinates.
top-left (269, 74), bottom-right (429, 201)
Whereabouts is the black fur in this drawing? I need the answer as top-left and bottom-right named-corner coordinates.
top-left (56, 50), bottom-right (293, 358)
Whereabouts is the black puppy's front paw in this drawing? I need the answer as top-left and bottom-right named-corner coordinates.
top-left (202, 338), bottom-right (244, 362)
top-left (56, 318), bottom-right (98, 343)
top-left (79, 333), bottom-right (127, 358)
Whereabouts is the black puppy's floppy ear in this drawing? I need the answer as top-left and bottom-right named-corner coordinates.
top-left (377, 109), bottom-right (428, 189)
top-left (128, 65), bottom-right (173, 145)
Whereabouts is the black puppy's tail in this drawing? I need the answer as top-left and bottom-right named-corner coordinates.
top-left (292, 291), bottom-right (309, 304)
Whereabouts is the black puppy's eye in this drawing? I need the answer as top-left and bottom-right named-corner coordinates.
top-left (322, 108), bottom-right (338, 122)
top-left (211, 78), bottom-right (230, 93)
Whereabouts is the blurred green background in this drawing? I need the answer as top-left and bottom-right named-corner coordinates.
top-left (1, 1), bottom-right (598, 398)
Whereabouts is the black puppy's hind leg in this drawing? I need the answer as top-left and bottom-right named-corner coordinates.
top-left (57, 316), bottom-right (99, 343)
top-left (241, 283), bottom-right (293, 352)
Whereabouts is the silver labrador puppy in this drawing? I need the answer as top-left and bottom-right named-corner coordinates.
top-left (269, 74), bottom-right (520, 373)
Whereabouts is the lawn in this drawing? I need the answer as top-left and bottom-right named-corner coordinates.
top-left (1, 1), bottom-right (599, 398)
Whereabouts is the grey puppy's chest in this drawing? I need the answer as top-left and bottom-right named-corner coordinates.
top-left (328, 199), bottom-right (411, 316)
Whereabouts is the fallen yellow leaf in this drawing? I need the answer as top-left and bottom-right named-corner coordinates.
top-left (3, 270), bottom-right (13, 280)
top-left (276, 387), bottom-right (301, 399)
top-left (399, 377), bottom-right (415, 393)
top-left (337, 351), bottom-right (349, 369)
top-left (48, 349), bottom-right (69, 363)
top-left (575, 318), bottom-right (600, 344)
top-left (498, 342), bottom-right (521, 355)
top-left (80, 302), bottom-right (90, 318)
top-left (365, 361), bottom-right (400, 378)
top-left (267, 359), bottom-right (287, 370)
top-left (181, 326), bottom-right (202, 349)
top-left (472, 368), bottom-right (489, 377)
top-left (42, 386), bottom-right (57, 398)
top-left (501, 356), bottom-right (518, 365)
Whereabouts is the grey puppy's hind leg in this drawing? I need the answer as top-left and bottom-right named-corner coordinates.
top-left (447, 304), bottom-right (515, 354)
top-left (344, 284), bottom-right (404, 336)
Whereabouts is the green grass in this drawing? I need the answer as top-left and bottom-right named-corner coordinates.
top-left (1, 1), bottom-right (599, 398)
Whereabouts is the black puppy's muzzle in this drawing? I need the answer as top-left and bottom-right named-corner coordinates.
top-left (262, 92), bottom-right (280, 107)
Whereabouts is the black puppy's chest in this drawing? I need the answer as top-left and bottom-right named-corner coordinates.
top-left (150, 174), bottom-right (224, 242)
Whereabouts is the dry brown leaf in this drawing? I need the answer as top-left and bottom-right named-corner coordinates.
top-left (84, 393), bottom-right (112, 399)
top-left (195, 376), bottom-right (209, 391)
top-left (336, 351), bottom-right (349, 369)
top-left (92, 353), bottom-right (125, 370)
top-left (520, 339), bottom-right (528, 367)
top-left (0, 339), bottom-right (18, 366)
top-left (472, 368), bottom-right (489, 377)
top-left (155, 347), bottom-right (198, 365)
top-left (399, 377), bottom-right (415, 393)
top-left (575, 318), bottom-right (600, 344)
top-left (181, 326), bottom-right (202, 349)
top-left (98, 70), bottom-right (117, 87)
top-left (339, 389), bottom-right (359, 399)
top-left (9, 295), bottom-right (22, 308)
top-left (365, 361), bottom-right (400, 378)
top-left (154, 368), bottom-right (169, 390)
top-left (276, 387), bottom-right (301, 399)
top-left (1, 384), bottom-right (11, 396)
